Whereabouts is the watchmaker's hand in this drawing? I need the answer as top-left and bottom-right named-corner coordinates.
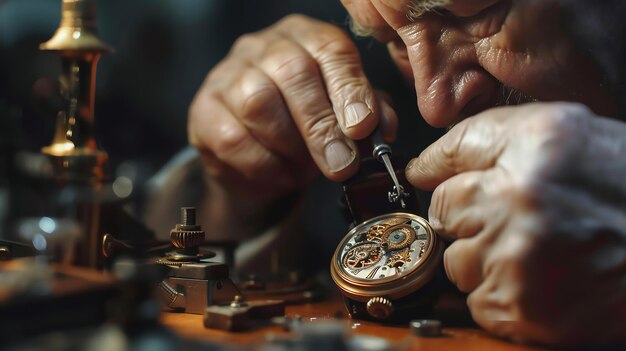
top-left (406, 102), bottom-right (626, 347)
top-left (189, 14), bottom-right (398, 204)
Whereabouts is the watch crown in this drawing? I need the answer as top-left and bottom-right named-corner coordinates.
top-left (366, 296), bottom-right (394, 320)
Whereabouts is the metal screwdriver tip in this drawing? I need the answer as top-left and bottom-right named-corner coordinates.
top-left (380, 154), bottom-right (408, 208)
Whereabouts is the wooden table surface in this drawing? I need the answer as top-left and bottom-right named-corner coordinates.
top-left (161, 299), bottom-right (549, 351)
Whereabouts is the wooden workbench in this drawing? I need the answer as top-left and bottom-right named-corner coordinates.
top-left (161, 299), bottom-right (548, 351)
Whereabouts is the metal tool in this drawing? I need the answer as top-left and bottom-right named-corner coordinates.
top-left (156, 207), bottom-right (239, 314)
top-left (371, 129), bottom-right (410, 208)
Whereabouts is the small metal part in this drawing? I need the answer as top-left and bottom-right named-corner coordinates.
top-left (230, 294), bottom-right (248, 308)
top-left (167, 207), bottom-right (207, 262)
top-left (102, 233), bottom-right (132, 258)
top-left (156, 206), bottom-right (236, 314)
top-left (158, 280), bottom-right (186, 309)
top-left (204, 299), bottom-right (285, 331)
top-left (371, 129), bottom-right (410, 208)
top-left (180, 206), bottom-right (196, 226)
top-left (366, 297), bottom-right (394, 320)
top-left (410, 319), bottom-right (442, 337)
top-left (0, 245), bottom-right (11, 260)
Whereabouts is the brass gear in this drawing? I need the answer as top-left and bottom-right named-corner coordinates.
top-left (387, 247), bottom-right (411, 268)
top-left (382, 224), bottom-right (416, 250)
top-left (343, 242), bottom-right (382, 270)
top-left (365, 217), bottom-right (408, 242)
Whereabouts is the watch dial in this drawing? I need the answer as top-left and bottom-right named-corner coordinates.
top-left (337, 214), bottom-right (432, 282)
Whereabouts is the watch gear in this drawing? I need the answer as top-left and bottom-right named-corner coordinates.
top-left (366, 223), bottom-right (388, 242)
top-left (343, 242), bottom-right (382, 270)
top-left (382, 224), bottom-right (416, 251)
top-left (387, 247), bottom-right (411, 268)
top-left (365, 217), bottom-right (408, 242)
top-left (366, 297), bottom-right (394, 320)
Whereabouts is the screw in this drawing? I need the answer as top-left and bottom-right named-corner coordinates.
top-left (180, 207), bottom-right (196, 226)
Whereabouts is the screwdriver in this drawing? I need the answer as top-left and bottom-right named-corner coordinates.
top-left (371, 128), bottom-right (409, 208)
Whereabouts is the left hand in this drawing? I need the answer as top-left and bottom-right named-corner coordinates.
top-left (406, 102), bottom-right (626, 346)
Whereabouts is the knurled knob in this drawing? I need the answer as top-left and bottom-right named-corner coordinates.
top-left (170, 229), bottom-right (205, 249)
top-left (366, 296), bottom-right (394, 320)
top-left (169, 207), bottom-right (205, 250)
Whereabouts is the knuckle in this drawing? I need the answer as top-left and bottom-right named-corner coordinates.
top-left (490, 167), bottom-right (532, 201)
top-left (240, 82), bottom-right (280, 120)
top-left (526, 103), bottom-right (587, 139)
top-left (430, 183), bottom-right (448, 221)
top-left (281, 13), bottom-right (312, 26)
top-left (212, 124), bottom-right (249, 157)
top-left (232, 33), bottom-right (264, 53)
top-left (313, 32), bottom-right (357, 59)
top-left (188, 91), bottom-right (220, 130)
top-left (441, 118), bottom-right (472, 171)
top-left (328, 75), bottom-right (369, 99)
top-left (270, 54), bottom-right (319, 88)
top-left (443, 243), bottom-right (474, 292)
top-left (302, 111), bottom-right (337, 141)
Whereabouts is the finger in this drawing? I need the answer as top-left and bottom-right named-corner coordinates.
top-left (444, 237), bottom-right (485, 293)
top-left (406, 111), bottom-right (508, 190)
top-left (428, 170), bottom-right (487, 239)
top-left (188, 92), bottom-right (296, 190)
top-left (341, 0), bottom-right (397, 42)
top-left (341, 0), bottom-right (387, 30)
top-left (466, 277), bottom-right (526, 344)
top-left (222, 65), bottom-right (310, 166)
top-left (276, 15), bottom-right (379, 141)
top-left (256, 35), bottom-right (358, 181)
top-left (376, 91), bottom-right (399, 142)
top-left (466, 236), bottom-right (536, 344)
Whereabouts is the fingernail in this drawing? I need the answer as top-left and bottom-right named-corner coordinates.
top-left (406, 158), bottom-right (417, 171)
top-left (325, 140), bottom-right (355, 173)
top-left (344, 102), bottom-right (372, 128)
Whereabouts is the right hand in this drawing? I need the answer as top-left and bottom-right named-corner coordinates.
top-left (189, 14), bottom-right (398, 204)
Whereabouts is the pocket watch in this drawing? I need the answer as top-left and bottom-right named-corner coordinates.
top-left (331, 136), bottom-right (444, 322)
top-left (330, 212), bottom-right (444, 321)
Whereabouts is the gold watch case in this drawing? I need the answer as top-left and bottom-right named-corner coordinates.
top-left (330, 212), bottom-right (443, 302)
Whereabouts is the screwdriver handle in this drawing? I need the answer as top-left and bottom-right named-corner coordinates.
top-left (371, 127), bottom-right (391, 161)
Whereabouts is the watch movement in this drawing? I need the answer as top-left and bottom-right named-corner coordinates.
top-left (331, 212), bottom-right (443, 321)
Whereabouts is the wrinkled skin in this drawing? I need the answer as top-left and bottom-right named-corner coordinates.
top-left (341, 0), bottom-right (626, 346)
top-left (190, 0), bottom-right (626, 346)
top-left (407, 102), bottom-right (626, 345)
top-left (189, 15), bottom-right (398, 207)
top-left (342, 0), bottom-right (615, 126)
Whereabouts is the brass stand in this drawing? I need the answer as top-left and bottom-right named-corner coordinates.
top-left (40, 0), bottom-right (112, 268)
